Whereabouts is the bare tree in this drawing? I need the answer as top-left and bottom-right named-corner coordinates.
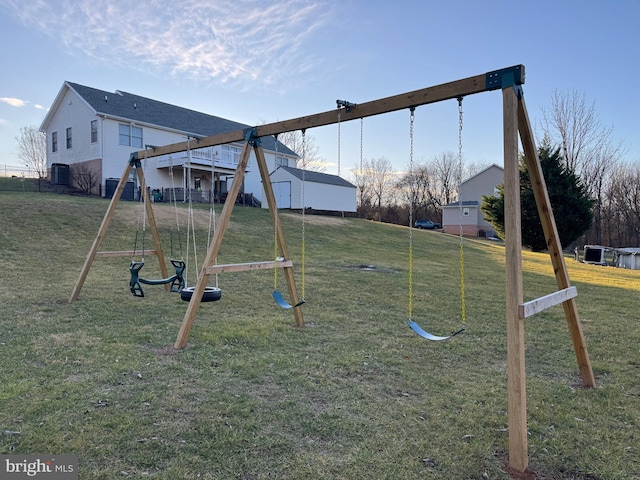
top-left (72, 162), bottom-right (99, 195)
top-left (275, 130), bottom-right (326, 172)
top-left (541, 90), bottom-right (626, 244)
top-left (432, 151), bottom-right (459, 205)
top-left (359, 156), bottom-right (394, 220)
top-left (351, 162), bottom-right (374, 210)
top-left (605, 162), bottom-right (640, 246)
top-left (16, 125), bottom-right (47, 178)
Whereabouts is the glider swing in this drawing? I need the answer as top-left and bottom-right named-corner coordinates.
top-left (272, 131), bottom-right (306, 309)
top-left (407, 101), bottom-right (466, 341)
top-left (129, 146), bottom-right (186, 297)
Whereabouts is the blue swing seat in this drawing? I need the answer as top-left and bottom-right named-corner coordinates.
top-left (272, 290), bottom-right (305, 309)
top-left (408, 320), bottom-right (464, 341)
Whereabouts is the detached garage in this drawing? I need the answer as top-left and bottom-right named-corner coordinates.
top-left (265, 166), bottom-right (357, 213)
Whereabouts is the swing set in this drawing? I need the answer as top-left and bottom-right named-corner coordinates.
top-left (70, 65), bottom-right (595, 473)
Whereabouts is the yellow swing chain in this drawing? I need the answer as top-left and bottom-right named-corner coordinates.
top-left (408, 107), bottom-right (415, 320)
top-left (457, 97), bottom-right (467, 325)
top-left (273, 134), bottom-right (279, 290)
top-left (300, 129), bottom-right (306, 299)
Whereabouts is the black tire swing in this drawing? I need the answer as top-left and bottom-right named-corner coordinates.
top-left (180, 138), bottom-right (222, 303)
top-left (406, 101), bottom-right (466, 341)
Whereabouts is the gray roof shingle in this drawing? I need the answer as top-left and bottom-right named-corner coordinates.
top-left (66, 82), bottom-right (296, 156)
top-left (275, 165), bottom-right (356, 188)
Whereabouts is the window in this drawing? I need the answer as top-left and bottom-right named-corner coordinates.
top-left (119, 123), bottom-right (143, 148)
top-left (52, 131), bottom-right (58, 153)
top-left (275, 155), bottom-right (289, 167)
top-left (91, 120), bottom-right (98, 143)
top-left (66, 127), bottom-right (72, 149)
top-left (221, 144), bottom-right (242, 164)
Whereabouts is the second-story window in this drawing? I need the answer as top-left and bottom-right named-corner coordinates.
top-left (66, 127), bottom-right (72, 149)
top-left (119, 123), bottom-right (143, 148)
top-left (52, 131), bottom-right (58, 153)
top-left (221, 145), bottom-right (243, 164)
top-left (275, 155), bottom-right (289, 167)
top-left (91, 120), bottom-right (98, 143)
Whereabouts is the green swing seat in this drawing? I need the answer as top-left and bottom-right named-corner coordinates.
top-left (129, 259), bottom-right (186, 297)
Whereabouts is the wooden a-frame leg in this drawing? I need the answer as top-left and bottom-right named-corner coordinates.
top-left (135, 165), bottom-right (170, 287)
top-left (517, 95), bottom-right (596, 388)
top-left (70, 162), bottom-right (133, 302)
top-left (174, 141), bottom-right (253, 349)
top-left (253, 145), bottom-right (304, 327)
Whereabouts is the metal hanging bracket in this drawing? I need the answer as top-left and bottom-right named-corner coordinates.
top-left (336, 99), bottom-right (356, 113)
top-left (486, 65), bottom-right (525, 91)
top-left (243, 126), bottom-right (261, 147)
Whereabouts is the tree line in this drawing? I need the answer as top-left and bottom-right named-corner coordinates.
top-left (349, 89), bottom-right (640, 249)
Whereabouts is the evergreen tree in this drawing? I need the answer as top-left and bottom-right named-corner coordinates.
top-left (481, 141), bottom-right (594, 252)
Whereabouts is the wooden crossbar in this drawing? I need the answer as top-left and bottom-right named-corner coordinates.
top-left (204, 260), bottom-right (294, 274)
top-left (518, 286), bottom-right (578, 319)
top-left (95, 250), bottom-right (159, 258)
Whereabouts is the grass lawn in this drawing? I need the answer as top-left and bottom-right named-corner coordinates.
top-left (1, 186), bottom-right (639, 479)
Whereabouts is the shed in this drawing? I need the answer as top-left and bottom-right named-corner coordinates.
top-left (265, 166), bottom-right (357, 213)
top-left (615, 247), bottom-right (640, 270)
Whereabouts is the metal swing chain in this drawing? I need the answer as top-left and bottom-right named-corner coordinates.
top-left (185, 137), bottom-right (199, 287)
top-left (301, 129), bottom-right (306, 299)
top-left (408, 107), bottom-right (415, 321)
top-left (168, 155), bottom-right (183, 260)
top-left (337, 107), bottom-right (341, 176)
top-left (133, 147), bottom-right (150, 263)
top-left (457, 97), bottom-right (467, 325)
top-left (273, 134), bottom-right (279, 290)
top-left (360, 117), bottom-right (364, 173)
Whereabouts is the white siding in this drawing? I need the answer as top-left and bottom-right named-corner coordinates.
top-left (45, 90), bottom-right (99, 168)
top-left (266, 168), bottom-right (357, 212)
top-left (42, 83), bottom-right (298, 202)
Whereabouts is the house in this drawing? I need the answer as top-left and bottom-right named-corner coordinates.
top-left (267, 165), bottom-right (357, 213)
top-left (442, 164), bottom-right (503, 237)
top-left (39, 82), bottom-right (299, 203)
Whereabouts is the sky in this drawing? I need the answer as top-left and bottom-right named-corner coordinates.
top-left (1, 0), bottom-right (639, 180)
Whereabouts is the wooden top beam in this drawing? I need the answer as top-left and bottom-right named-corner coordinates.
top-left (133, 65), bottom-right (525, 160)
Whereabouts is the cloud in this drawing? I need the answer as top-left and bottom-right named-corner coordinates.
top-left (0, 97), bottom-right (27, 107)
top-left (0, 118), bottom-right (8, 126)
top-left (34, 104), bottom-right (46, 110)
top-left (2, 0), bottom-right (334, 89)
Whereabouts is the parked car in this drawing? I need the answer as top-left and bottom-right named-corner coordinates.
top-left (414, 220), bottom-right (441, 229)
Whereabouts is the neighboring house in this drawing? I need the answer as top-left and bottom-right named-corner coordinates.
top-left (267, 165), bottom-right (357, 212)
top-left (442, 164), bottom-right (504, 237)
top-left (39, 82), bottom-right (299, 203)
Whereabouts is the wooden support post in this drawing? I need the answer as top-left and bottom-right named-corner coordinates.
top-left (174, 140), bottom-right (254, 349)
top-left (253, 145), bottom-right (304, 327)
top-left (503, 85), bottom-right (528, 473)
top-left (517, 96), bottom-right (596, 388)
top-left (69, 161), bottom-right (133, 302)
